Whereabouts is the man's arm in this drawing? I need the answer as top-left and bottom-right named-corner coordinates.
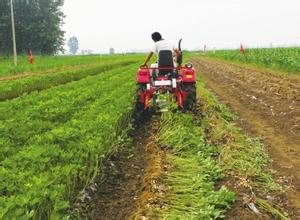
top-left (142, 51), bottom-right (153, 66)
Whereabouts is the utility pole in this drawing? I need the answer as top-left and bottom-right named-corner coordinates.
top-left (10, 0), bottom-right (17, 66)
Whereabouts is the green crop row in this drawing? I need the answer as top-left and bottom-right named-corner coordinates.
top-left (156, 113), bottom-right (235, 219)
top-left (0, 58), bottom-right (139, 101)
top-left (0, 65), bottom-right (137, 218)
top-left (204, 47), bottom-right (300, 75)
top-left (0, 63), bottom-right (138, 162)
top-left (0, 54), bottom-right (142, 77)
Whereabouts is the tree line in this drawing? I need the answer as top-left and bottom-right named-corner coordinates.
top-left (0, 0), bottom-right (65, 55)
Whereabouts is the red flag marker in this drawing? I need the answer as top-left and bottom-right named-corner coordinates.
top-left (29, 49), bottom-right (34, 64)
top-left (240, 44), bottom-right (245, 54)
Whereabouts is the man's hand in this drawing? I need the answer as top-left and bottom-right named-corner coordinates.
top-left (141, 52), bottom-right (153, 69)
top-left (140, 64), bottom-right (148, 68)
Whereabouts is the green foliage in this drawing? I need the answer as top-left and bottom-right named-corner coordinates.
top-left (0, 58), bottom-right (138, 100)
top-left (0, 63), bottom-right (136, 160)
top-left (0, 0), bottom-right (65, 55)
top-left (156, 113), bottom-right (235, 219)
top-left (205, 47), bottom-right (300, 75)
top-left (0, 54), bottom-right (143, 77)
top-left (0, 61), bottom-right (139, 218)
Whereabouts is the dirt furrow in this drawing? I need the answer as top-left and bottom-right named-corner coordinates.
top-left (192, 57), bottom-right (300, 218)
top-left (86, 115), bottom-right (165, 219)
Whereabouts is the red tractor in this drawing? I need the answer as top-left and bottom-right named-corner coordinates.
top-left (136, 40), bottom-right (196, 113)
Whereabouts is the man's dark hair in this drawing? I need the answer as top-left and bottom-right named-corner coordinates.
top-left (151, 32), bottom-right (162, 42)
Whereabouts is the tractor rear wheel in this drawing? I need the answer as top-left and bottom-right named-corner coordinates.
top-left (135, 84), bottom-right (146, 113)
top-left (182, 83), bottom-right (196, 112)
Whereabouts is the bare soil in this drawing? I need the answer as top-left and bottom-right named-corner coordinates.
top-left (192, 57), bottom-right (300, 219)
top-left (86, 115), bottom-right (166, 219)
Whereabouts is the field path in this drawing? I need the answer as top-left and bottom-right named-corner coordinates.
top-left (192, 57), bottom-right (300, 217)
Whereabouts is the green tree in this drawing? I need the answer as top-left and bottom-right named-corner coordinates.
top-left (0, 0), bottom-right (65, 55)
top-left (67, 36), bottom-right (79, 55)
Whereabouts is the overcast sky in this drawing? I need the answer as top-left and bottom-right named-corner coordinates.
top-left (61, 0), bottom-right (300, 53)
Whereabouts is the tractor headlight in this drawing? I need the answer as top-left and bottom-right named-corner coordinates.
top-left (185, 63), bottom-right (193, 68)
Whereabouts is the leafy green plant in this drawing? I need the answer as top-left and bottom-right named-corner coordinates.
top-left (0, 64), bottom-right (138, 161)
top-left (0, 62), bottom-right (139, 218)
top-left (0, 58), bottom-right (139, 100)
top-left (0, 54), bottom-right (143, 77)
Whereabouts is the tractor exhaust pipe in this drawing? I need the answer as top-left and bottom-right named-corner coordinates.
top-left (177, 39), bottom-right (183, 66)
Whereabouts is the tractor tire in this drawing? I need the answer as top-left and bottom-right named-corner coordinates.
top-left (182, 83), bottom-right (196, 112)
top-left (135, 84), bottom-right (146, 114)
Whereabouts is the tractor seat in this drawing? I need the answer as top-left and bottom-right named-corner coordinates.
top-left (158, 50), bottom-right (174, 76)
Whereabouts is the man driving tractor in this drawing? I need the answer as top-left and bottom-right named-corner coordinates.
top-left (141, 32), bottom-right (181, 68)
top-left (136, 33), bottom-right (196, 112)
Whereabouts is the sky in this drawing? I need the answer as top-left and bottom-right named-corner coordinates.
top-left (61, 0), bottom-right (300, 54)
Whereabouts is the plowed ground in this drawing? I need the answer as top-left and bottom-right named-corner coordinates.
top-left (192, 57), bottom-right (300, 218)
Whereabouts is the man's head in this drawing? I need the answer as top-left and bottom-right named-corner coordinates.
top-left (151, 32), bottom-right (162, 42)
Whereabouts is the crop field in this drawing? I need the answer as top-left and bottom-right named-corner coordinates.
top-left (0, 52), bottom-right (299, 219)
top-left (0, 55), bottom-right (141, 218)
top-left (205, 47), bottom-right (300, 75)
top-left (0, 55), bottom-right (141, 77)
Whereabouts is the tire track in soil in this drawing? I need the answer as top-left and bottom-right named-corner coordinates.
top-left (87, 115), bottom-right (166, 219)
top-left (192, 57), bottom-right (300, 218)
